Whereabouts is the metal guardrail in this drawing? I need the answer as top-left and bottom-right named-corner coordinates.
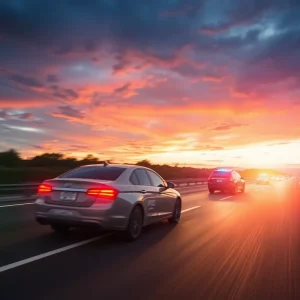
top-left (0, 177), bottom-right (257, 203)
top-left (0, 178), bottom-right (209, 203)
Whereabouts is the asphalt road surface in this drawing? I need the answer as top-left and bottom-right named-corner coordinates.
top-left (0, 179), bottom-right (299, 300)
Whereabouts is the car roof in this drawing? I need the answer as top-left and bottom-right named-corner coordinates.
top-left (79, 163), bottom-right (142, 170)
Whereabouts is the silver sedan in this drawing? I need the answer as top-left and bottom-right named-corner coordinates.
top-left (35, 163), bottom-right (182, 241)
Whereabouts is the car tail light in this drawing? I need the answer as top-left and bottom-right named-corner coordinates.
top-left (86, 186), bottom-right (119, 201)
top-left (38, 184), bottom-right (52, 194)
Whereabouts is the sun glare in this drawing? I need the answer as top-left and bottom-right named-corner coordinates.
top-left (142, 140), bottom-right (300, 167)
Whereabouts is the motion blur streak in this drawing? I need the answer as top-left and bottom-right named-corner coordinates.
top-left (0, 179), bottom-right (299, 300)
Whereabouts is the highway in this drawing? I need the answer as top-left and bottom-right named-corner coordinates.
top-left (0, 179), bottom-right (299, 300)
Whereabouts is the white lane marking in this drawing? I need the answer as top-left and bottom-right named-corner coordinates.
top-left (219, 196), bottom-right (232, 201)
top-left (0, 205), bottom-right (201, 274)
top-left (0, 233), bottom-right (111, 274)
top-left (0, 202), bottom-right (35, 208)
top-left (181, 206), bottom-right (201, 213)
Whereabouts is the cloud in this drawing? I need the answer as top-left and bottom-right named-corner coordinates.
top-left (47, 74), bottom-right (59, 83)
top-left (0, 77), bottom-right (65, 108)
top-left (0, 0), bottom-right (300, 165)
top-left (2, 124), bottom-right (43, 133)
top-left (0, 110), bottom-right (9, 119)
top-left (29, 144), bottom-right (44, 150)
top-left (1, 0), bottom-right (299, 99)
top-left (52, 105), bottom-right (84, 120)
top-left (9, 74), bottom-right (44, 88)
top-left (0, 109), bottom-right (36, 121)
top-left (161, 2), bottom-right (204, 18)
top-left (64, 89), bottom-right (78, 99)
top-left (202, 74), bottom-right (225, 83)
top-left (114, 83), bottom-right (131, 94)
top-left (49, 86), bottom-right (79, 101)
top-left (16, 112), bottom-right (33, 120)
top-left (212, 122), bottom-right (248, 131)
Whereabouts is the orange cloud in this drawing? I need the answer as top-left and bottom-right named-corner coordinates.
top-left (0, 98), bottom-right (54, 108)
top-left (48, 96), bottom-right (300, 157)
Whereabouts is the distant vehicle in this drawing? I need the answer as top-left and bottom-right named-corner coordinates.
top-left (35, 163), bottom-right (181, 241)
top-left (207, 168), bottom-right (245, 195)
top-left (256, 174), bottom-right (270, 185)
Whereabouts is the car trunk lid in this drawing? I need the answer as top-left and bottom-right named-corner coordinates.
top-left (40, 178), bottom-right (114, 207)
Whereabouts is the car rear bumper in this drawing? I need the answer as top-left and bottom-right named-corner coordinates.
top-left (208, 182), bottom-right (234, 191)
top-left (35, 198), bottom-right (129, 230)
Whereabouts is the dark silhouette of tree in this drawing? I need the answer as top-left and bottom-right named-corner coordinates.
top-left (0, 149), bottom-right (22, 167)
top-left (79, 154), bottom-right (99, 165)
top-left (29, 153), bottom-right (65, 167)
top-left (63, 157), bottom-right (78, 169)
top-left (136, 159), bottom-right (152, 168)
top-left (0, 148), bottom-right (288, 184)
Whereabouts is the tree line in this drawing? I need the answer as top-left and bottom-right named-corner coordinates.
top-left (0, 149), bottom-right (284, 184)
top-left (0, 149), bottom-right (101, 168)
top-left (0, 149), bottom-right (212, 183)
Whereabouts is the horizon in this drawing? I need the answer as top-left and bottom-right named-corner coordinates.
top-left (1, 148), bottom-right (300, 175)
top-left (1, 1), bottom-right (300, 168)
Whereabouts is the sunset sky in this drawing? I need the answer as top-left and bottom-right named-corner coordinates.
top-left (0, 0), bottom-right (300, 168)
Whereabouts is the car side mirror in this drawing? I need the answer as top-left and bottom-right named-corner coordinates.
top-left (166, 181), bottom-right (175, 189)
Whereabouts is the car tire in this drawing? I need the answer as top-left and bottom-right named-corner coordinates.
top-left (209, 189), bottom-right (215, 194)
top-left (241, 185), bottom-right (245, 193)
top-left (50, 223), bottom-right (70, 233)
top-left (168, 198), bottom-right (181, 224)
top-left (124, 205), bottom-right (143, 242)
top-left (231, 185), bottom-right (238, 195)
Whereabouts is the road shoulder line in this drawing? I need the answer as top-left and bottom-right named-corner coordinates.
top-left (0, 234), bottom-right (111, 274)
top-left (0, 206), bottom-right (202, 273)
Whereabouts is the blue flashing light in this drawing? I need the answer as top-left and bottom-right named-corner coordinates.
top-left (216, 168), bottom-right (232, 172)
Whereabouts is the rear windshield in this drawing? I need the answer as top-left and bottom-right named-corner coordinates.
top-left (58, 166), bottom-right (126, 181)
top-left (211, 171), bottom-right (231, 178)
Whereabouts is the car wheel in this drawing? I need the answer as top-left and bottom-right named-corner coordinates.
top-left (51, 223), bottom-right (70, 233)
top-left (241, 185), bottom-right (245, 193)
top-left (124, 205), bottom-right (143, 242)
top-left (209, 189), bottom-right (215, 194)
top-left (231, 185), bottom-right (238, 195)
top-left (168, 198), bottom-right (181, 224)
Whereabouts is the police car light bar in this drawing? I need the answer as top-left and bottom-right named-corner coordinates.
top-left (216, 168), bottom-right (232, 172)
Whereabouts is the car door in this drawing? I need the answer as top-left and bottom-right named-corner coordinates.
top-left (131, 169), bottom-right (160, 223)
top-left (146, 170), bottom-right (174, 218)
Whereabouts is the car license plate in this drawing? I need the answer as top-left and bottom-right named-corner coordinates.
top-left (51, 209), bottom-right (73, 216)
top-left (60, 192), bottom-right (77, 201)
top-left (217, 180), bottom-right (223, 183)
